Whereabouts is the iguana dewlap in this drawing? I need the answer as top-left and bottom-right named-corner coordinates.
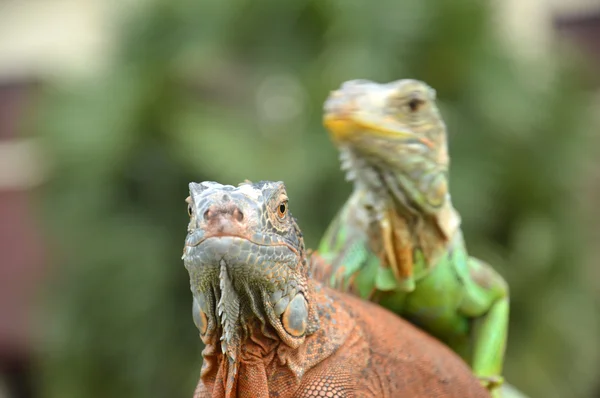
top-left (182, 180), bottom-right (490, 398)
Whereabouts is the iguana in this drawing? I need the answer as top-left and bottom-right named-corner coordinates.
top-left (315, 79), bottom-right (511, 397)
top-left (182, 180), bottom-right (490, 397)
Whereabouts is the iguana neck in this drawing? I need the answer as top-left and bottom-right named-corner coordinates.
top-left (339, 145), bottom-right (458, 268)
top-left (339, 145), bottom-right (418, 221)
top-left (199, 281), bottom-right (351, 398)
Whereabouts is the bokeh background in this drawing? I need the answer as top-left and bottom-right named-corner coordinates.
top-left (1, 0), bottom-right (600, 397)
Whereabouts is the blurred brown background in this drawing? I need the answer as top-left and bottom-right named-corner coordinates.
top-left (1, 0), bottom-right (600, 397)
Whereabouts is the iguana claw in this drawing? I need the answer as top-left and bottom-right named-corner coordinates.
top-left (478, 375), bottom-right (504, 398)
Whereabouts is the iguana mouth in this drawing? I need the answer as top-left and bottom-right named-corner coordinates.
top-left (184, 235), bottom-right (300, 278)
top-left (185, 232), bottom-right (299, 255)
top-left (325, 117), bottom-right (423, 154)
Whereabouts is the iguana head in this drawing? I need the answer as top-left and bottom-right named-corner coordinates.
top-left (323, 78), bottom-right (451, 216)
top-left (324, 79), bottom-right (447, 160)
top-left (182, 181), bottom-right (318, 364)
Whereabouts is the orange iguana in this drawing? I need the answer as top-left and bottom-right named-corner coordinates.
top-left (181, 180), bottom-right (490, 397)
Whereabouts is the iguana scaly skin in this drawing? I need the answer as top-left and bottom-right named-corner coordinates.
top-left (182, 180), bottom-right (490, 398)
top-left (315, 79), bottom-right (510, 397)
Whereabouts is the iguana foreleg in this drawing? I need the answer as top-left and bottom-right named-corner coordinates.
top-left (474, 296), bottom-right (509, 398)
top-left (459, 257), bottom-right (509, 398)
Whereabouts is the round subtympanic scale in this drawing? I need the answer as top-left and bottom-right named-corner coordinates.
top-left (282, 293), bottom-right (308, 337)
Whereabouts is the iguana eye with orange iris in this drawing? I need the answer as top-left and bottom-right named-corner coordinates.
top-left (277, 202), bottom-right (287, 218)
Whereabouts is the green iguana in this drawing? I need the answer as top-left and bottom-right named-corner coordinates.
top-left (315, 79), bottom-right (512, 397)
top-left (182, 180), bottom-right (490, 397)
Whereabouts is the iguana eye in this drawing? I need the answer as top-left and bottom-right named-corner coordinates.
top-left (407, 97), bottom-right (425, 112)
top-left (277, 202), bottom-right (287, 218)
top-left (187, 203), bottom-right (193, 217)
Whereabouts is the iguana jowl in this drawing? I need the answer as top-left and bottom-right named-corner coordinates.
top-left (316, 79), bottom-right (510, 397)
top-left (182, 180), bottom-right (490, 398)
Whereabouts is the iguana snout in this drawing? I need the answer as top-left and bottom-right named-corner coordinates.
top-left (204, 201), bottom-right (245, 228)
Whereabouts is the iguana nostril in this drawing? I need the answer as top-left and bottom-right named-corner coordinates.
top-left (203, 204), bottom-right (243, 222)
top-left (232, 207), bottom-right (243, 222)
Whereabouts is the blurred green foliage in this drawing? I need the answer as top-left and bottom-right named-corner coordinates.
top-left (32, 1), bottom-right (599, 397)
